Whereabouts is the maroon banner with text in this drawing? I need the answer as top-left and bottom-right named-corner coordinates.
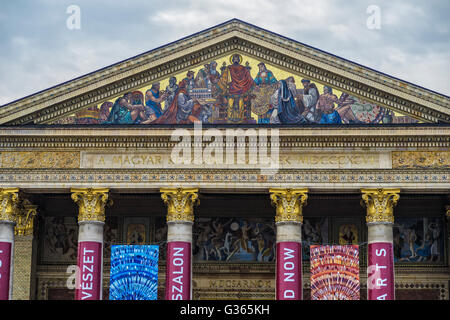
top-left (0, 242), bottom-right (12, 300)
top-left (75, 241), bottom-right (103, 300)
top-left (276, 242), bottom-right (302, 300)
top-left (367, 242), bottom-right (394, 300)
top-left (165, 241), bottom-right (191, 300)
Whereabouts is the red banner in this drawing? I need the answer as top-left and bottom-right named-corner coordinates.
top-left (310, 245), bottom-right (360, 300)
top-left (276, 242), bottom-right (302, 300)
top-left (75, 241), bottom-right (103, 300)
top-left (367, 242), bottom-right (394, 300)
top-left (165, 241), bottom-right (191, 300)
top-left (0, 242), bottom-right (12, 300)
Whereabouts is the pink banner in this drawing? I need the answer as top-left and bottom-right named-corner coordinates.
top-left (367, 242), bottom-right (394, 300)
top-left (165, 241), bottom-right (191, 300)
top-left (276, 242), bottom-right (302, 300)
top-left (75, 241), bottom-right (103, 300)
top-left (0, 242), bottom-right (12, 300)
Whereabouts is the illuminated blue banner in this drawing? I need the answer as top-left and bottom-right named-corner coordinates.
top-left (109, 245), bottom-right (159, 300)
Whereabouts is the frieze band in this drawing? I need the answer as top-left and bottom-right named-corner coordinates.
top-left (0, 150), bottom-right (448, 170)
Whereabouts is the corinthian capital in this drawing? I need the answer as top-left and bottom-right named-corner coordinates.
top-left (71, 188), bottom-right (110, 223)
top-left (0, 188), bottom-right (20, 223)
top-left (15, 199), bottom-right (38, 236)
top-left (160, 188), bottom-right (199, 223)
top-left (269, 188), bottom-right (308, 224)
top-left (361, 188), bottom-right (400, 224)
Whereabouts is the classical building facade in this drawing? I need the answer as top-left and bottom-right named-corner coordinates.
top-left (0, 19), bottom-right (448, 300)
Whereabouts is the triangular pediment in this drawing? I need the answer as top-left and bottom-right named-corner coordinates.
top-left (1, 19), bottom-right (449, 126)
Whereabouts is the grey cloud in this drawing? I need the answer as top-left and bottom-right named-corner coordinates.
top-left (0, 0), bottom-right (449, 105)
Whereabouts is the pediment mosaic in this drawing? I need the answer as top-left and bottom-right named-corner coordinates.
top-left (50, 53), bottom-right (419, 126)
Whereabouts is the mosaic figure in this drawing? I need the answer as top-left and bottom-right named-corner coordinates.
top-left (217, 54), bottom-right (255, 123)
top-left (164, 77), bottom-right (178, 111)
top-left (254, 62), bottom-right (277, 85)
top-left (317, 86), bottom-right (341, 124)
top-left (144, 83), bottom-right (168, 123)
top-left (153, 79), bottom-right (202, 124)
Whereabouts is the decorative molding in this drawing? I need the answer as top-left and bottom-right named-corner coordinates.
top-left (361, 188), bottom-right (401, 224)
top-left (71, 188), bottom-right (110, 223)
top-left (1, 126), bottom-right (449, 149)
top-left (14, 198), bottom-right (37, 236)
top-left (269, 188), bottom-right (308, 224)
top-left (392, 151), bottom-right (449, 169)
top-left (0, 169), bottom-right (447, 190)
top-left (0, 187), bottom-right (19, 223)
top-left (160, 187), bottom-right (199, 223)
top-left (0, 151), bottom-right (80, 169)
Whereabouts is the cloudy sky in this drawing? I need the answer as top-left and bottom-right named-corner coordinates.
top-left (0, 0), bottom-right (449, 105)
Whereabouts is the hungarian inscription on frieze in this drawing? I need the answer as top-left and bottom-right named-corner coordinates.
top-left (80, 151), bottom-right (391, 169)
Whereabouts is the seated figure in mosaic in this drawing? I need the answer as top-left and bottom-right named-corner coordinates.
top-left (316, 86), bottom-right (342, 124)
top-left (299, 79), bottom-right (320, 123)
top-left (152, 79), bottom-right (202, 124)
top-left (143, 83), bottom-right (168, 123)
top-left (270, 79), bottom-right (307, 124)
top-left (104, 94), bottom-right (147, 124)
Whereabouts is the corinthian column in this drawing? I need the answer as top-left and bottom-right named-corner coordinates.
top-left (361, 188), bottom-right (400, 300)
top-left (13, 199), bottom-right (38, 300)
top-left (160, 188), bottom-right (199, 300)
top-left (270, 188), bottom-right (308, 300)
top-left (0, 188), bottom-right (19, 300)
top-left (71, 188), bottom-right (110, 300)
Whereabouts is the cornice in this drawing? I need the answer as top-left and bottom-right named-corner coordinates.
top-left (0, 125), bottom-right (448, 149)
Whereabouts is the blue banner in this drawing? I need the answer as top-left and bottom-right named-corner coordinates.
top-left (109, 245), bottom-right (159, 300)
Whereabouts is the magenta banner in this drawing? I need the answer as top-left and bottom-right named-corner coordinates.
top-left (0, 242), bottom-right (12, 300)
top-left (276, 242), bottom-right (302, 300)
top-left (165, 241), bottom-right (191, 300)
top-left (75, 241), bottom-right (103, 300)
top-left (367, 242), bottom-right (394, 300)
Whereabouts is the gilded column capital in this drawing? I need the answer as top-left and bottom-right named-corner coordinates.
top-left (15, 199), bottom-right (38, 236)
top-left (71, 188), bottom-right (110, 223)
top-left (0, 188), bottom-right (20, 223)
top-left (269, 188), bottom-right (308, 224)
top-left (160, 188), bottom-right (199, 223)
top-left (361, 188), bottom-right (400, 224)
